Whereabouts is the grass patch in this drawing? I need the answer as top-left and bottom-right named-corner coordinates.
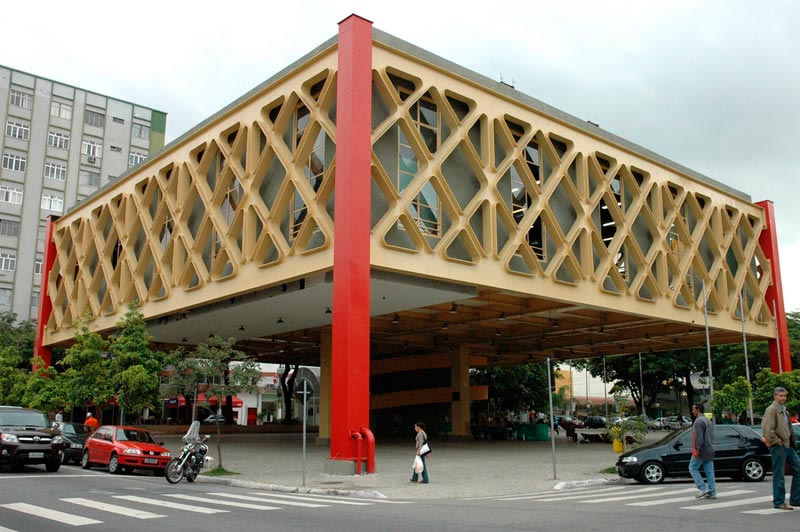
top-left (599, 466), bottom-right (617, 474)
top-left (202, 467), bottom-right (240, 477)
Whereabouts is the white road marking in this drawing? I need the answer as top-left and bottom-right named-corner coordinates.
top-left (113, 495), bottom-right (227, 514)
top-left (61, 497), bottom-right (165, 519)
top-left (580, 487), bottom-right (697, 503)
top-left (741, 507), bottom-right (799, 515)
top-left (244, 492), bottom-right (372, 505)
top-left (463, 490), bottom-right (558, 501)
top-left (0, 474), bottom-right (102, 479)
top-left (533, 486), bottom-right (665, 502)
top-left (627, 489), bottom-right (754, 506)
top-left (681, 495), bottom-right (773, 510)
top-left (498, 486), bottom-right (629, 501)
top-left (164, 494), bottom-right (280, 510)
top-left (0, 503), bottom-right (102, 526)
top-left (0, 525), bottom-right (19, 531)
top-left (209, 493), bottom-right (327, 508)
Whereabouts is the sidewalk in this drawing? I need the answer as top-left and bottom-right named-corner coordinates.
top-left (159, 430), bottom-right (659, 499)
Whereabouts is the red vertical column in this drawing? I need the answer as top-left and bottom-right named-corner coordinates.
top-left (756, 200), bottom-right (791, 372)
top-left (33, 215), bottom-right (59, 369)
top-left (330, 15), bottom-right (373, 462)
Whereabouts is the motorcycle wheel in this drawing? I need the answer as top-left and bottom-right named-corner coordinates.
top-left (186, 468), bottom-right (198, 483)
top-left (165, 458), bottom-right (184, 484)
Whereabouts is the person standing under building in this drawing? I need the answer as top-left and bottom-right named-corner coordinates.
top-left (761, 387), bottom-right (800, 510)
top-left (689, 403), bottom-right (716, 499)
top-left (84, 412), bottom-right (99, 431)
top-left (410, 422), bottom-right (430, 484)
top-left (54, 409), bottom-right (64, 423)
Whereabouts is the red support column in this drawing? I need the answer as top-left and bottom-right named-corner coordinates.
top-left (33, 215), bottom-right (59, 369)
top-left (756, 200), bottom-right (791, 372)
top-left (329, 15), bottom-right (373, 465)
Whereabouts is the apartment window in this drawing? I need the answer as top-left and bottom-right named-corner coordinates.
top-left (50, 101), bottom-right (73, 120)
top-left (112, 116), bottom-right (124, 124)
top-left (79, 169), bottom-right (100, 187)
top-left (0, 219), bottom-right (20, 238)
top-left (44, 162), bottom-right (67, 181)
top-left (81, 140), bottom-right (102, 158)
top-left (41, 194), bottom-right (64, 213)
top-left (0, 289), bottom-right (11, 306)
top-left (0, 186), bottom-right (23, 205)
top-left (84, 110), bottom-right (105, 128)
top-left (31, 290), bottom-right (39, 313)
top-left (128, 151), bottom-right (147, 167)
top-left (5, 121), bottom-right (30, 140)
top-left (47, 130), bottom-right (70, 150)
top-left (34, 259), bottom-right (43, 276)
top-left (0, 253), bottom-right (16, 272)
top-left (9, 89), bottom-right (32, 110)
top-left (132, 123), bottom-right (150, 141)
top-left (2, 153), bottom-right (26, 172)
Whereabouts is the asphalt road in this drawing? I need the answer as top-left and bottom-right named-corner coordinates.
top-left (1, 465), bottom-right (799, 531)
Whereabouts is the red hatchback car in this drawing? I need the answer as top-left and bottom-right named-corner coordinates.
top-left (81, 425), bottom-right (170, 475)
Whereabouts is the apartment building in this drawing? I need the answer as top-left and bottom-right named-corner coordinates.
top-left (0, 65), bottom-right (166, 321)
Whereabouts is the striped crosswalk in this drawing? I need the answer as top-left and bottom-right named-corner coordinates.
top-left (0, 490), bottom-right (400, 528)
top-left (468, 484), bottom-right (796, 518)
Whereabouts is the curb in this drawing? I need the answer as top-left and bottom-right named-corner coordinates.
top-left (553, 477), bottom-right (624, 491)
top-left (196, 476), bottom-right (387, 499)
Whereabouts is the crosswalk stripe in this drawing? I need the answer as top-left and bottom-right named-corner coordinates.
top-left (581, 487), bottom-right (697, 504)
top-left (209, 493), bottom-right (328, 508)
top-left (164, 494), bottom-right (280, 510)
top-left (533, 486), bottom-right (665, 502)
top-left (741, 507), bottom-right (797, 515)
top-left (61, 498), bottom-right (165, 519)
top-left (0, 503), bottom-right (102, 526)
top-left (244, 492), bottom-right (372, 505)
top-left (0, 526), bottom-right (18, 532)
top-left (627, 489), bottom-right (754, 506)
top-left (113, 495), bottom-right (228, 514)
top-left (681, 495), bottom-right (773, 510)
top-left (463, 490), bottom-right (557, 501)
top-left (498, 486), bottom-right (629, 501)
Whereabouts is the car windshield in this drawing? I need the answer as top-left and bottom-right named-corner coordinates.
top-left (62, 423), bottom-right (94, 437)
top-left (652, 427), bottom-right (689, 446)
top-left (0, 411), bottom-right (49, 428)
top-left (115, 429), bottom-right (156, 444)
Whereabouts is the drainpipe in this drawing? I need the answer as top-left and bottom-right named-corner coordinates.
top-left (360, 426), bottom-right (375, 474)
top-left (350, 431), bottom-right (363, 475)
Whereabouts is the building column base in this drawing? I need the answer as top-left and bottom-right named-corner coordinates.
top-left (314, 437), bottom-right (330, 446)
top-left (323, 458), bottom-right (366, 476)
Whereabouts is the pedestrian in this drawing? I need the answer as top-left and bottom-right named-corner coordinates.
top-left (410, 422), bottom-right (429, 484)
top-left (54, 409), bottom-right (64, 423)
top-left (85, 411), bottom-right (99, 430)
top-left (689, 403), bottom-right (716, 499)
top-left (761, 387), bottom-right (800, 510)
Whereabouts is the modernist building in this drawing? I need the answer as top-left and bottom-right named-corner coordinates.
top-left (34, 16), bottom-right (789, 473)
top-left (0, 65), bottom-right (166, 321)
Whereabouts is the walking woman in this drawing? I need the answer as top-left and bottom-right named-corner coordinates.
top-left (410, 422), bottom-right (430, 484)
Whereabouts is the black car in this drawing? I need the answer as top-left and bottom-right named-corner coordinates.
top-left (584, 416), bottom-right (607, 429)
top-left (616, 425), bottom-right (770, 484)
top-left (53, 422), bottom-right (94, 464)
top-left (0, 406), bottom-right (64, 472)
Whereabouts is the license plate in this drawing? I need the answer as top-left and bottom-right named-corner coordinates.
top-left (144, 458), bottom-right (158, 464)
top-left (28, 452), bottom-right (44, 459)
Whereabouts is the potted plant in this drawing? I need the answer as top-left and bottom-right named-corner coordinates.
top-left (607, 418), bottom-right (647, 453)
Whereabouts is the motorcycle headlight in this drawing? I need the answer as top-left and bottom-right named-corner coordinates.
top-left (161, 451), bottom-right (171, 457)
top-left (52, 436), bottom-right (63, 445)
top-left (122, 448), bottom-right (142, 455)
top-left (621, 456), bottom-right (638, 463)
top-left (1, 433), bottom-right (18, 443)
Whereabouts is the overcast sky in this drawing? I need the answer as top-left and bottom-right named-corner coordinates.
top-left (7, 0), bottom-right (799, 310)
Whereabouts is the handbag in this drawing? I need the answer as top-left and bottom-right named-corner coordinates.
top-left (420, 441), bottom-right (431, 456)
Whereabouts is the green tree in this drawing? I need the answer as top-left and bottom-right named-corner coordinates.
top-left (0, 346), bottom-right (29, 405)
top-left (0, 311), bottom-right (36, 367)
top-left (710, 376), bottom-right (752, 420)
top-left (59, 319), bottom-right (112, 413)
top-left (471, 363), bottom-right (551, 416)
top-left (22, 356), bottom-right (68, 412)
top-left (108, 304), bottom-right (163, 423)
top-left (752, 368), bottom-right (800, 417)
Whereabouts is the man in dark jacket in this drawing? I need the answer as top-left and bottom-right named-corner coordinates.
top-left (689, 403), bottom-right (715, 499)
top-left (761, 387), bottom-right (800, 510)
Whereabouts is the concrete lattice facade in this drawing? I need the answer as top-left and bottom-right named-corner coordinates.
top-left (0, 65), bottom-right (165, 321)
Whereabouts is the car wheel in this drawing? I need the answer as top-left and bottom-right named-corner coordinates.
top-left (108, 454), bottom-right (121, 474)
top-left (45, 458), bottom-right (61, 473)
top-left (81, 452), bottom-right (91, 470)
top-left (741, 458), bottom-right (766, 482)
top-left (639, 461), bottom-right (665, 484)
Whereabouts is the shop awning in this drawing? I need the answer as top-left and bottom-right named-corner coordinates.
top-left (197, 393), bottom-right (243, 407)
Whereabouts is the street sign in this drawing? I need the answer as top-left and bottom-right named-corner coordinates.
top-left (294, 379), bottom-right (313, 401)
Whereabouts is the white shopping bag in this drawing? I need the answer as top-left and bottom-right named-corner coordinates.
top-left (413, 455), bottom-right (424, 474)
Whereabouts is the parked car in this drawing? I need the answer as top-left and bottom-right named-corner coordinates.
top-left (202, 414), bottom-right (227, 425)
top-left (747, 423), bottom-right (800, 450)
top-left (82, 425), bottom-right (170, 475)
top-left (557, 415), bottom-right (584, 429)
top-left (0, 406), bottom-right (64, 472)
top-left (616, 425), bottom-right (770, 484)
top-left (53, 422), bottom-right (94, 464)
top-left (662, 416), bottom-right (692, 430)
top-left (584, 416), bottom-right (607, 429)
top-left (625, 415), bottom-right (661, 430)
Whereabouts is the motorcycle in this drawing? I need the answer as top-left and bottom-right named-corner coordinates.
top-left (165, 421), bottom-right (212, 484)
